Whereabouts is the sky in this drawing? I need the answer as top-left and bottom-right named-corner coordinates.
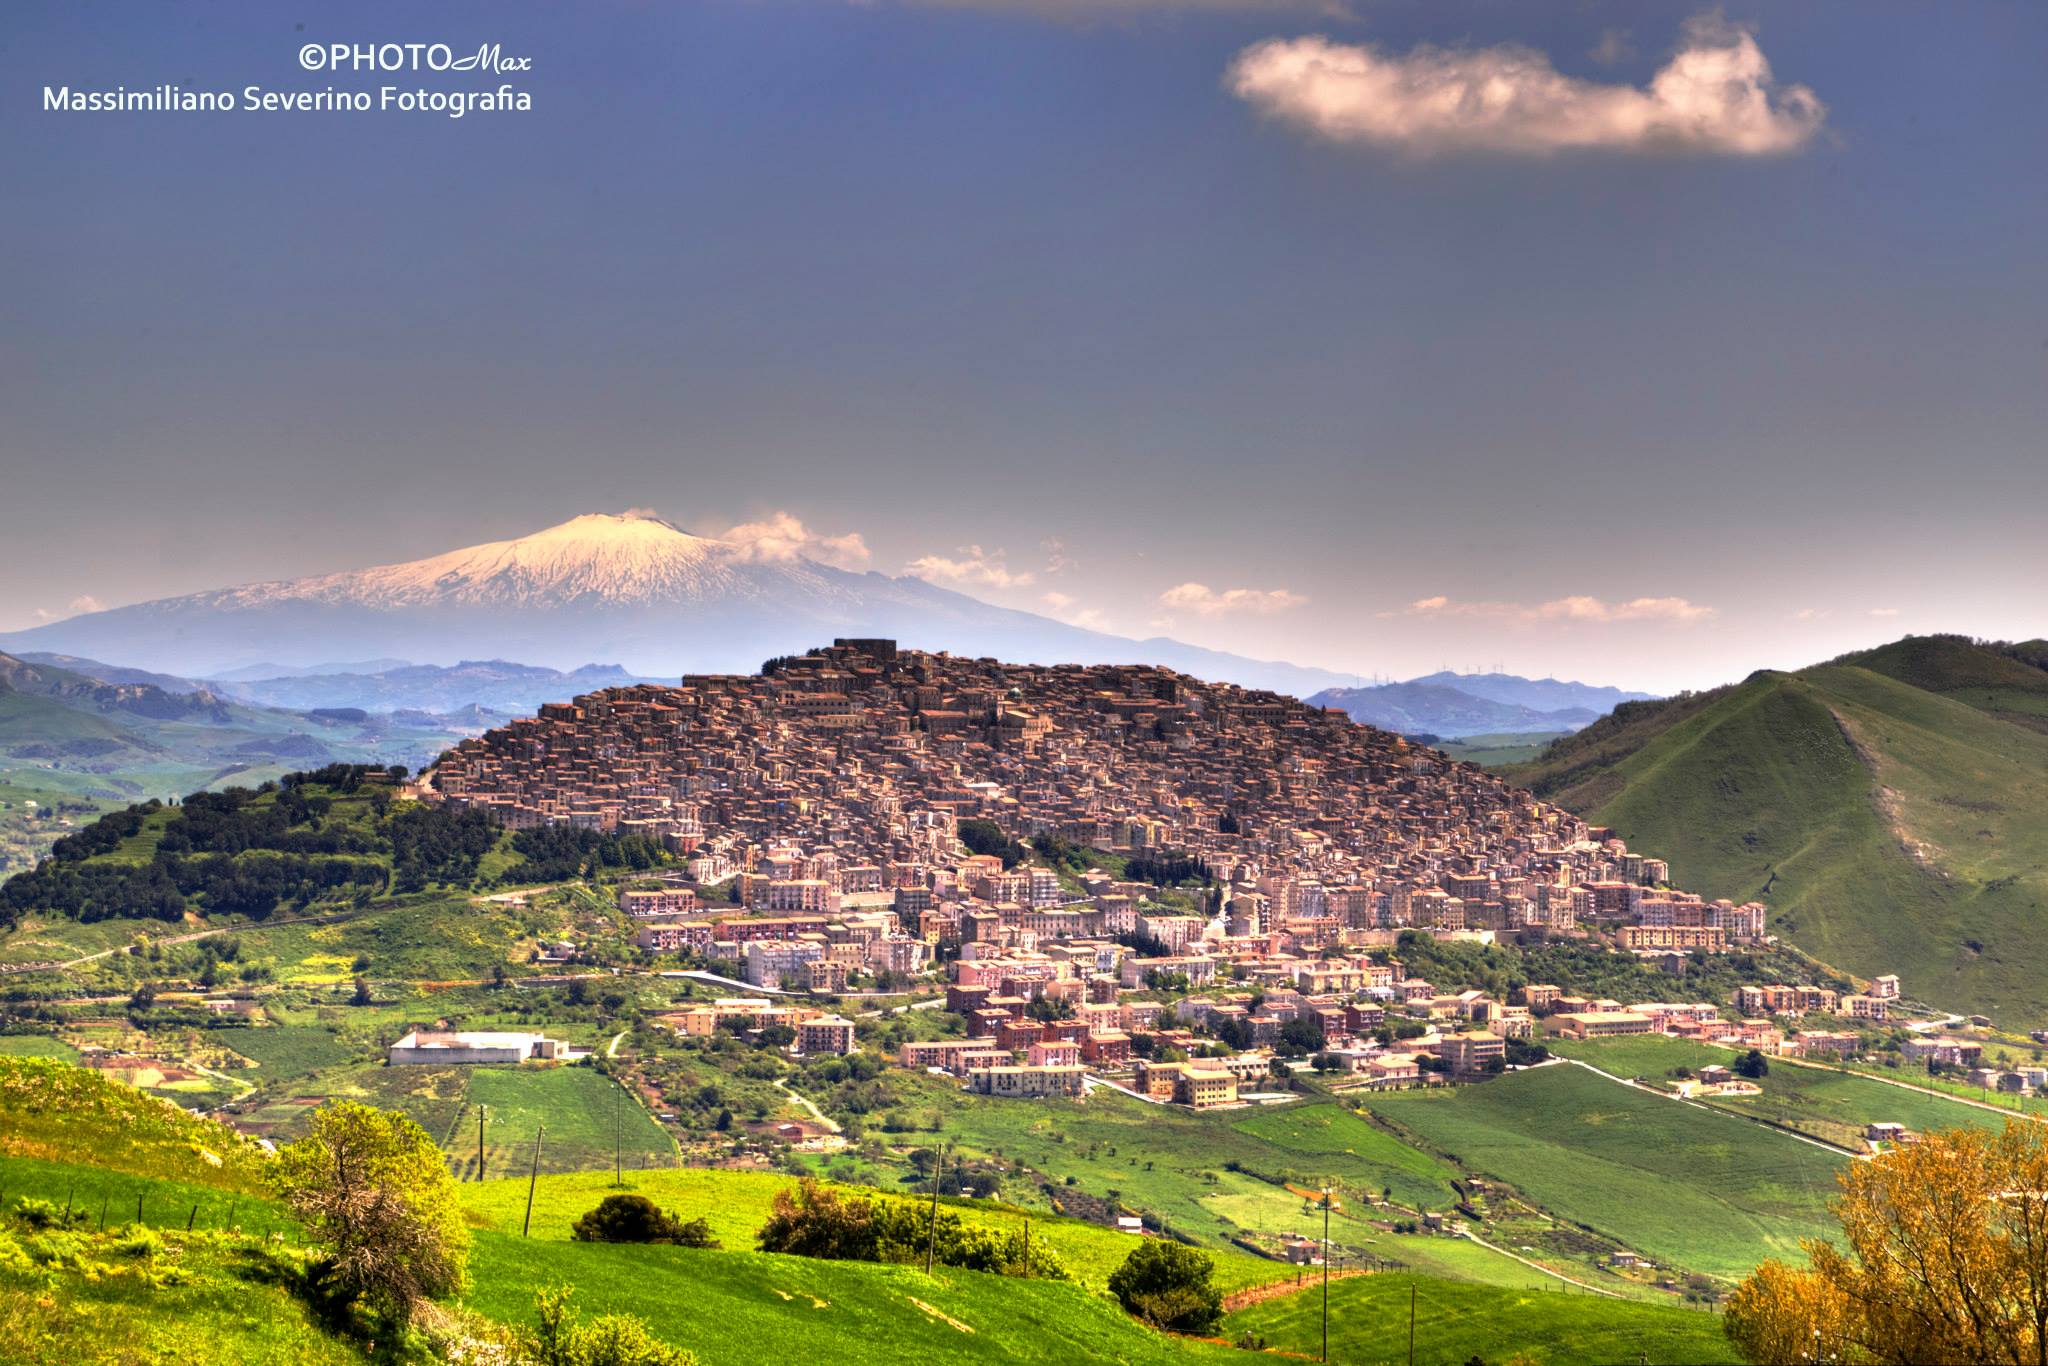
top-left (3, 0), bottom-right (2044, 694)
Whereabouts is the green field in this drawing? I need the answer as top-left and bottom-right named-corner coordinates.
top-left (457, 1165), bottom-right (1284, 1295)
top-left (1507, 638), bottom-right (2048, 1021)
top-left (448, 1064), bottom-right (677, 1179)
top-left (1436, 731), bottom-right (1573, 768)
top-left (1364, 1064), bottom-right (1845, 1279)
top-left (462, 1231), bottom-right (1234, 1366)
top-left (1548, 1034), bottom-right (2026, 1149)
top-left (0, 1034), bottom-right (81, 1061)
top-left (928, 1086), bottom-right (1463, 1249)
top-left (214, 1024), bottom-right (361, 1081)
top-left (1222, 1273), bottom-right (1740, 1366)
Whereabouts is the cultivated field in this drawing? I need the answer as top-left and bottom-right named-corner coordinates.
top-left (1364, 1063), bottom-right (1845, 1278)
top-left (1221, 1272), bottom-right (1741, 1366)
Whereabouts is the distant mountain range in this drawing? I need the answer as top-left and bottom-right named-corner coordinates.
top-left (0, 649), bottom-right (476, 800)
top-left (1503, 635), bottom-right (2048, 1021)
top-left (203, 660), bottom-right (662, 716)
top-left (0, 511), bottom-right (1360, 699)
top-left (1308, 673), bottom-right (1654, 738)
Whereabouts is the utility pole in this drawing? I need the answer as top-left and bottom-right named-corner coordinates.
top-left (1321, 1186), bottom-right (1332, 1364)
top-left (924, 1143), bottom-right (945, 1275)
top-left (1407, 1281), bottom-right (1417, 1366)
top-left (1022, 1211), bottom-right (1031, 1279)
top-left (614, 1084), bottom-right (623, 1188)
top-left (476, 1104), bottom-right (486, 1181)
top-left (523, 1127), bottom-right (545, 1237)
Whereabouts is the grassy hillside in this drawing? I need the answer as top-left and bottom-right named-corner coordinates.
top-left (1222, 1274), bottom-right (1740, 1366)
top-left (1547, 1034), bottom-right (2023, 1150)
top-left (0, 1053), bottom-right (1772, 1365)
top-left (1364, 1064), bottom-right (1845, 1279)
top-left (1506, 638), bottom-right (2048, 1020)
top-left (457, 1165), bottom-right (1283, 1295)
top-left (925, 1084), bottom-right (1464, 1249)
top-left (0, 1056), bottom-right (269, 1192)
top-left (462, 1232), bottom-right (1235, 1366)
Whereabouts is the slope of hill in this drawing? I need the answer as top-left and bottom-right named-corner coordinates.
top-left (0, 510), bottom-right (1356, 697)
top-left (1506, 637), bottom-right (2048, 1019)
top-left (1365, 1063), bottom-right (1844, 1279)
top-left (1222, 1275), bottom-right (1739, 1366)
top-left (1307, 680), bottom-right (1600, 737)
top-left (0, 650), bottom-right (479, 881)
top-left (1830, 634), bottom-right (2048, 732)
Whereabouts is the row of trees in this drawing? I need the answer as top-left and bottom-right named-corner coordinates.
top-left (2, 768), bottom-right (681, 928)
top-left (755, 1179), bottom-right (1068, 1278)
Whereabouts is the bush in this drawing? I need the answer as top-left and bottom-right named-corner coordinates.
top-left (8, 1197), bottom-right (88, 1232)
top-left (528, 1286), bottom-right (698, 1366)
top-left (756, 1180), bottom-right (1064, 1278)
top-left (271, 1100), bottom-right (468, 1325)
top-left (1107, 1240), bottom-right (1222, 1335)
top-left (571, 1194), bottom-right (718, 1248)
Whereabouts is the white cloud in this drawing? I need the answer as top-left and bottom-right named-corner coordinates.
top-left (720, 512), bottom-right (871, 571)
top-left (907, 546), bottom-right (1035, 590)
top-left (1041, 591), bottom-right (1075, 609)
top-left (1406, 594), bottom-right (1716, 624)
top-left (1869, 607), bottom-right (1902, 618)
top-left (1159, 582), bottom-right (1308, 616)
top-left (1227, 15), bottom-right (1825, 158)
top-left (30, 594), bottom-right (105, 624)
top-left (1790, 607), bottom-right (1829, 621)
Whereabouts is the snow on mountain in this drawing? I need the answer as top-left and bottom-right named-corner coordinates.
top-left (196, 511), bottom-right (822, 610)
top-left (0, 512), bottom-right (1358, 700)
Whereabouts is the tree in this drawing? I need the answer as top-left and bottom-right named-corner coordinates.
top-left (1277, 1017), bottom-right (1326, 1057)
top-left (1725, 1121), bottom-right (2048, 1364)
top-left (1107, 1240), bottom-right (1222, 1335)
top-left (572, 1194), bottom-right (719, 1247)
top-left (1734, 1049), bottom-right (1770, 1080)
top-left (271, 1101), bottom-right (469, 1325)
top-left (351, 976), bottom-right (373, 1006)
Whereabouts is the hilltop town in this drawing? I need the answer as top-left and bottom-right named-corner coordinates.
top-left (413, 639), bottom-right (1924, 1109)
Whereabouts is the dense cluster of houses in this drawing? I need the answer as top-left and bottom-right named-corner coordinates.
top-left (418, 639), bottom-right (1935, 1106)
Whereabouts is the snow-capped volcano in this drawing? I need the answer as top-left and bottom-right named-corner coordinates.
top-left (0, 511), bottom-right (1354, 699)
top-left (202, 511), bottom-right (828, 610)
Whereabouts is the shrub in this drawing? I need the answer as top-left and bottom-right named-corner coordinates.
top-left (527, 1286), bottom-right (698, 1366)
top-left (571, 1195), bottom-right (718, 1248)
top-left (1107, 1240), bottom-right (1222, 1335)
top-left (757, 1180), bottom-right (1065, 1278)
top-left (271, 1100), bottom-right (468, 1324)
top-left (8, 1197), bottom-right (88, 1232)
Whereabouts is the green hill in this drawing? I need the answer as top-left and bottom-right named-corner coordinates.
top-left (1505, 637), bottom-right (2048, 1020)
top-left (1221, 1274), bottom-right (1739, 1366)
top-left (1364, 1062), bottom-right (1845, 1279)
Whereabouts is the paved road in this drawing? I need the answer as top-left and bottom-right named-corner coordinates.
top-left (1458, 1230), bottom-right (1627, 1299)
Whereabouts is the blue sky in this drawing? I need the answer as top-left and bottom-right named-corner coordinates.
top-left (3, 0), bottom-right (2043, 691)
